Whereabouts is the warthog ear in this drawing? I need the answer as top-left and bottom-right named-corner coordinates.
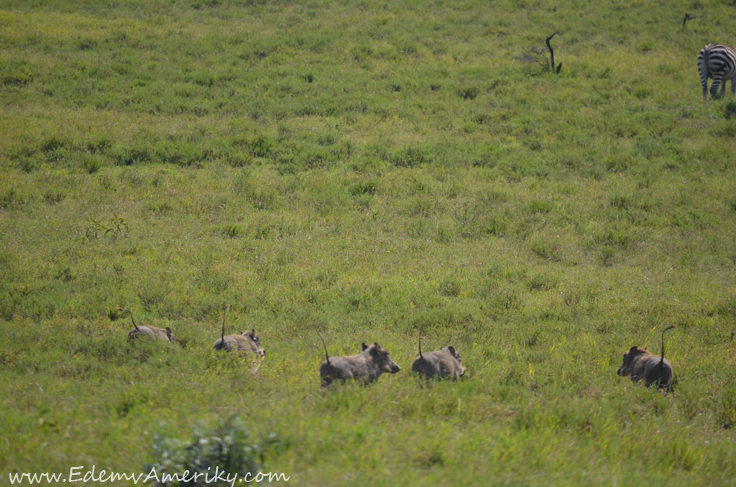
top-left (362, 342), bottom-right (369, 351)
top-left (251, 329), bottom-right (256, 335)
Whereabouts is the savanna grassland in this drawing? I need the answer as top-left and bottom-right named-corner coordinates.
top-left (2, 0), bottom-right (736, 485)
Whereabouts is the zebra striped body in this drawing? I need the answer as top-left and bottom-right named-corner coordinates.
top-left (698, 43), bottom-right (736, 100)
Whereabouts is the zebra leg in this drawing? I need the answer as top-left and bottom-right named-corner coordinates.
top-left (700, 73), bottom-right (709, 101)
top-left (721, 81), bottom-right (727, 98)
top-left (732, 79), bottom-right (736, 96)
top-left (711, 76), bottom-right (723, 99)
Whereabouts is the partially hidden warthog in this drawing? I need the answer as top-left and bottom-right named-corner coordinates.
top-left (617, 325), bottom-right (675, 390)
top-left (212, 306), bottom-right (265, 358)
top-left (213, 330), bottom-right (264, 357)
top-left (411, 338), bottom-right (466, 381)
top-left (318, 336), bottom-right (401, 388)
top-left (120, 308), bottom-right (175, 343)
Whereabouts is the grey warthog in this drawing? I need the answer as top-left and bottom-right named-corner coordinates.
top-left (212, 306), bottom-right (265, 358)
top-left (120, 308), bottom-right (175, 343)
top-left (411, 338), bottom-right (466, 382)
top-left (617, 325), bottom-right (675, 390)
top-left (316, 330), bottom-right (401, 388)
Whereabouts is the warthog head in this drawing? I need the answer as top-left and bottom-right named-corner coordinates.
top-left (362, 342), bottom-right (401, 374)
top-left (242, 329), bottom-right (265, 358)
top-left (617, 346), bottom-right (646, 377)
top-left (446, 346), bottom-right (467, 377)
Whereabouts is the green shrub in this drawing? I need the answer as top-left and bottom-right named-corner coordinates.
top-left (725, 101), bottom-right (736, 120)
top-left (145, 416), bottom-right (278, 486)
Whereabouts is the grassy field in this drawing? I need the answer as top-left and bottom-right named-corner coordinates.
top-left (2, 0), bottom-right (736, 485)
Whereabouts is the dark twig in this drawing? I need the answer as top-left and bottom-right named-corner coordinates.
top-left (546, 32), bottom-right (557, 71)
top-left (545, 32), bottom-right (562, 74)
top-left (682, 13), bottom-right (696, 29)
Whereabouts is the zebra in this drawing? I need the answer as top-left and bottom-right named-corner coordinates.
top-left (698, 43), bottom-right (736, 100)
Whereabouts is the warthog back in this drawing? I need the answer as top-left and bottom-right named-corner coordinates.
top-left (128, 325), bottom-right (174, 343)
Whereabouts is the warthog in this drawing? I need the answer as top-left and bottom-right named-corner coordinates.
top-left (617, 325), bottom-right (675, 390)
top-left (316, 331), bottom-right (401, 388)
top-left (212, 306), bottom-right (265, 358)
top-left (120, 308), bottom-right (175, 343)
top-left (411, 338), bottom-right (466, 381)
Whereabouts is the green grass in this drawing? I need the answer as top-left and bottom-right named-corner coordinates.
top-left (2, 0), bottom-right (736, 485)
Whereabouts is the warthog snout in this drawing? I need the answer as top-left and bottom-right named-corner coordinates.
top-left (617, 355), bottom-right (630, 377)
top-left (383, 355), bottom-right (401, 374)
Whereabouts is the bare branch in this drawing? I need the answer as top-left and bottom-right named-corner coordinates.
top-left (545, 32), bottom-right (557, 70)
top-left (682, 13), bottom-right (696, 29)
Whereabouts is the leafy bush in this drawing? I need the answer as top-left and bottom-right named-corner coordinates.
top-left (145, 416), bottom-right (278, 486)
top-left (725, 101), bottom-right (736, 120)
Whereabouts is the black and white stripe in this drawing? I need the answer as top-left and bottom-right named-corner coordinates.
top-left (698, 43), bottom-right (736, 100)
